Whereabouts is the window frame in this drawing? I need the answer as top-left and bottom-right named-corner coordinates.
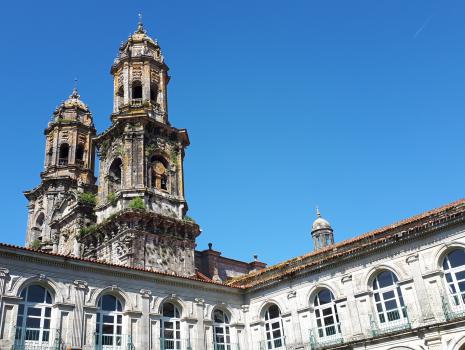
top-left (442, 249), bottom-right (465, 308)
top-left (160, 302), bottom-right (182, 350)
top-left (313, 289), bottom-right (341, 340)
top-left (95, 294), bottom-right (124, 349)
top-left (212, 309), bottom-right (231, 350)
top-left (15, 285), bottom-right (53, 346)
top-left (263, 304), bottom-right (285, 350)
top-left (372, 270), bottom-right (407, 326)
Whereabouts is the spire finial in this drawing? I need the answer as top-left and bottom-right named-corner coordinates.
top-left (70, 78), bottom-right (80, 99)
top-left (136, 13), bottom-right (145, 33)
top-left (316, 206), bottom-right (321, 218)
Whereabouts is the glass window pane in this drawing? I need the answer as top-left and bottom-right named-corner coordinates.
top-left (318, 290), bottom-right (332, 305)
top-left (26, 317), bottom-right (41, 328)
top-left (101, 295), bottom-right (117, 311)
top-left (446, 273), bottom-right (453, 282)
top-left (44, 319), bottom-right (50, 329)
top-left (456, 271), bottom-right (465, 281)
top-left (102, 324), bottom-right (114, 334)
top-left (27, 307), bottom-right (41, 316)
top-left (376, 271), bottom-right (395, 289)
top-left (45, 307), bottom-right (51, 317)
top-left (103, 315), bottom-right (114, 323)
top-left (385, 300), bottom-right (398, 311)
top-left (447, 250), bottom-right (465, 269)
top-left (163, 303), bottom-right (175, 318)
top-left (27, 285), bottom-right (46, 303)
top-left (18, 304), bottom-right (24, 315)
top-left (267, 305), bottom-right (280, 320)
top-left (382, 291), bottom-right (395, 300)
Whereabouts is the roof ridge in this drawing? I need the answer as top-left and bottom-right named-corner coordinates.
top-left (227, 196), bottom-right (465, 286)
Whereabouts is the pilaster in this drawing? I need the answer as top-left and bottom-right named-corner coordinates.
top-left (71, 280), bottom-right (88, 350)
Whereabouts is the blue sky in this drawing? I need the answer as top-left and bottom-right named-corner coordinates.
top-left (1, 0), bottom-right (465, 265)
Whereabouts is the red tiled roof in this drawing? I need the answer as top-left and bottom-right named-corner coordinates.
top-left (2, 197), bottom-right (465, 291)
top-left (227, 197), bottom-right (465, 288)
top-left (0, 242), bottom-right (242, 289)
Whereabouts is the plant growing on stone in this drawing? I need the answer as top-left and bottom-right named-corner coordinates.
top-left (108, 192), bottom-right (117, 207)
top-left (183, 215), bottom-right (195, 222)
top-left (78, 192), bottom-right (96, 206)
top-left (128, 197), bottom-right (145, 210)
top-left (30, 239), bottom-right (41, 250)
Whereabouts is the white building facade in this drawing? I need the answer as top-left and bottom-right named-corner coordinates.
top-left (2, 20), bottom-right (465, 350)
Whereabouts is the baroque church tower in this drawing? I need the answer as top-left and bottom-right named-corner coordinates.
top-left (24, 87), bottom-right (97, 254)
top-left (78, 20), bottom-right (200, 275)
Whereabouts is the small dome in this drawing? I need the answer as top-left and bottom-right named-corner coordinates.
top-left (61, 88), bottom-right (89, 112)
top-left (51, 87), bottom-right (93, 127)
top-left (312, 209), bottom-right (333, 232)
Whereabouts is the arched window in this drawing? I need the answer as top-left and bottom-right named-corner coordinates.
top-left (15, 285), bottom-right (53, 346)
top-left (442, 249), bottom-right (465, 307)
top-left (75, 144), bottom-right (84, 164)
top-left (132, 82), bottom-right (142, 100)
top-left (150, 84), bottom-right (158, 103)
top-left (96, 294), bottom-right (123, 348)
top-left (213, 309), bottom-right (231, 350)
top-left (160, 302), bottom-right (181, 350)
top-left (150, 156), bottom-right (168, 191)
top-left (108, 158), bottom-right (122, 193)
top-left (58, 143), bottom-right (69, 165)
top-left (264, 304), bottom-right (284, 349)
top-left (312, 289), bottom-right (341, 342)
top-left (32, 213), bottom-right (45, 242)
top-left (372, 271), bottom-right (407, 326)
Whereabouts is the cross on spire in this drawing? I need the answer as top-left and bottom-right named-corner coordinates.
top-left (136, 13), bottom-right (145, 33)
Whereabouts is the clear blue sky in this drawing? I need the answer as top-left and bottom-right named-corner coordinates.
top-left (1, 0), bottom-right (465, 265)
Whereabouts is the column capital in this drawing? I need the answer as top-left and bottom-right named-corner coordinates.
top-left (73, 280), bottom-right (88, 290)
top-left (139, 289), bottom-right (152, 298)
top-left (194, 297), bottom-right (205, 306)
top-left (0, 268), bottom-right (9, 278)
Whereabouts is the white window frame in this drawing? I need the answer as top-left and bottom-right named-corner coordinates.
top-left (96, 294), bottom-right (124, 350)
top-left (213, 309), bottom-right (231, 350)
top-left (372, 271), bottom-right (407, 327)
top-left (264, 305), bottom-right (285, 350)
top-left (442, 249), bottom-right (465, 308)
top-left (160, 303), bottom-right (182, 350)
top-left (15, 285), bottom-right (53, 347)
top-left (313, 289), bottom-right (341, 341)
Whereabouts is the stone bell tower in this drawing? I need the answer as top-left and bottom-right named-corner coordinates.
top-left (24, 87), bottom-right (97, 254)
top-left (79, 19), bottom-right (200, 276)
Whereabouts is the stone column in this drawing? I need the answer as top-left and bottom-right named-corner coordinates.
top-left (123, 63), bottom-right (130, 105)
top-left (142, 63), bottom-right (150, 102)
top-left (71, 280), bottom-right (88, 350)
top-left (405, 253), bottom-right (435, 322)
top-left (0, 268), bottom-right (9, 341)
top-left (342, 275), bottom-right (364, 338)
top-left (139, 289), bottom-right (152, 349)
top-left (194, 298), bottom-right (206, 349)
top-left (287, 290), bottom-right (303, 345)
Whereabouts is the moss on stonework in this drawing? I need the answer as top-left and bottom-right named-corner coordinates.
top-left (30, 239), bottom-right (41, 250)
top-left (57, 118), bottom-right (75, 123)
top-left (78, 192), bottom-right (96, 206)
top-left (79, 224), bottom-right (97, 236)
top-left (128, 197), bottom-right (145, 210)
top-left (183, 215), bottom-right (195, 222)
top-left (108, 192), bottom-right (117, 206)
